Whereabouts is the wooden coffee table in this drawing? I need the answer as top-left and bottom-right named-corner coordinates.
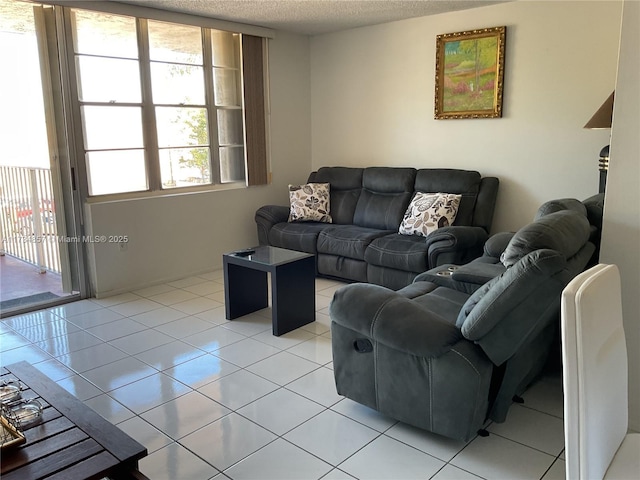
top-left (223, 246), bottom-right (316, 336)
top-left (1, 361), bottom-right (148, 480)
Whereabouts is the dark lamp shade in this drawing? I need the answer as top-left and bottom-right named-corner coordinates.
top-left (584, 91), bottom-right (615, 129)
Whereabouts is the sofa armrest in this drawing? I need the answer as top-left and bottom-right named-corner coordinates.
top-left (330, 283), bottom-right (463, 358)
top-left (255, 205), bottom-right (289, 245)
top-left (414, 262), bottom-right (506, 294)
top-left (424, 226), bottom-right (490, 268)
top-left (482, 231), bottom-right (515, 259)
top-left (414, 231), bottom-right (513, 290)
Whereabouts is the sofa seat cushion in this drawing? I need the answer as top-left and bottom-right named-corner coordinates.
top-left (365, 233), bottom-right (430, 272)
top-left (412, 286), bottom-right (469, 325)
top-left (317, 225), bottom-right (393, 260)
top-left (269, 222), bottom-right (331, 254)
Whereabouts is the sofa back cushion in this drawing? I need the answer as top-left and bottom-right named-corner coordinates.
top-left (414, 169), bottom-right (482, 226)
top-left (501, 210), bottom-right (590, 268)
top-left (456, 249), bottom-right (569, 365)
top-left (310, 167), bottom-right (364, 224)
top-left (535, 198), bottom-right (587, 219)
top-left (353, 167), bottom-right (416, 230)
top-left (456, 209), bottom-right (594, 365)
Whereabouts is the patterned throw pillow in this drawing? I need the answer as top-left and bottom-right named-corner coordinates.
top-left (398, 192), bottom-right (461, 237)
top-left (288, 183), bottom-right (332, 223)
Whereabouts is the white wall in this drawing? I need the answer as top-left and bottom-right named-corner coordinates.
top-left (600, 0), bottom-right (640, 431)
top-left (310, 0), bottom-right (623, 233)
top-left (84, 31), bottom-right (312, 296)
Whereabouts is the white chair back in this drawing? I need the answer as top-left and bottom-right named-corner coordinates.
top-left (561, 263), bottom-right (639, 479)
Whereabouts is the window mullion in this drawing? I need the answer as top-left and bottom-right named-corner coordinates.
top-left (202, 28), bottom-right (221, 185)
top-left (136, 18), bottom-right (160, 191)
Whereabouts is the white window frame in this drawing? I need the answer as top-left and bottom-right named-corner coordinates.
top-left (50, 0), bottom-right (271, 202)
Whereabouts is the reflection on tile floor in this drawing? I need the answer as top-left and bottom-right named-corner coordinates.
top-left (0, 271), bottom-right (567, 479)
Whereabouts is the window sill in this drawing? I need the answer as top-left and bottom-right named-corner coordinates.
top-left (85, 181), bottom-right (246, 205)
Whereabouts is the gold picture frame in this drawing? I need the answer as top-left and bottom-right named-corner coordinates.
top-left (435, 26), bottom-right (506, 119)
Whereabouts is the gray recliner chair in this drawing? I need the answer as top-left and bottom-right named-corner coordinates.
top-left (418, 196), bottom-right (604, 293)
top-left (330, 208), bottom-right (595, 441)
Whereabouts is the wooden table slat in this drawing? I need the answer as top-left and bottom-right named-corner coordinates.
top-left (45, 450), bottom-right (120, 480)
top-left (1, 362), bottom-right (147, 479)
top-left (1, 438), bottom-right (106, 480)
top-left (22, 413), bottom-right (73, 444)
top-left (6, 362), bottom-right (147, 463)
top-left (1, 427), bottom-right (89, 474)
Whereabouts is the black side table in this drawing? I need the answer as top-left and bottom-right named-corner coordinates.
top-left (223, 246), bottom-right (316, 336)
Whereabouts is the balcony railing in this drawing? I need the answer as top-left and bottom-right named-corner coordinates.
top-left (0, 166), bottom-right (60, 274)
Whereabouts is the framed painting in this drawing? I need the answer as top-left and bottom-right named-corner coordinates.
top-left (435, 26), bottom-right (506, 119)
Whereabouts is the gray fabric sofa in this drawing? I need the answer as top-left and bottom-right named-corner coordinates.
top-left (419, 195), bottom-right (605, 294)
top-left (255, 166), bottom-right (499, 290)
top-left (330, 204), bottom-right (596, 441)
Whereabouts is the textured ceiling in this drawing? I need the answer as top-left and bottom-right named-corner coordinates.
top-left (115, 0), bottom-right (510, 35)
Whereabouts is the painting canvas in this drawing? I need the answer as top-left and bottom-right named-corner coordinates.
top-left (435, 26), bottom-right (506, 119)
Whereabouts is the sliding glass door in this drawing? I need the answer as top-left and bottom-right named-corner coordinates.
top-left (0, 0), bottom-right (85, 316)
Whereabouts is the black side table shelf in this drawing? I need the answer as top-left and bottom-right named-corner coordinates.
top-left (223, 246), bottom-right (316, 336)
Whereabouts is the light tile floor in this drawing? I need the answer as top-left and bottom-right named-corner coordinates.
top-left (0, 270), bottom-right (567, 480)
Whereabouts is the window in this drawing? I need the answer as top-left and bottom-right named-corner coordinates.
top-left (67, 8), bottom-right (267, 197)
